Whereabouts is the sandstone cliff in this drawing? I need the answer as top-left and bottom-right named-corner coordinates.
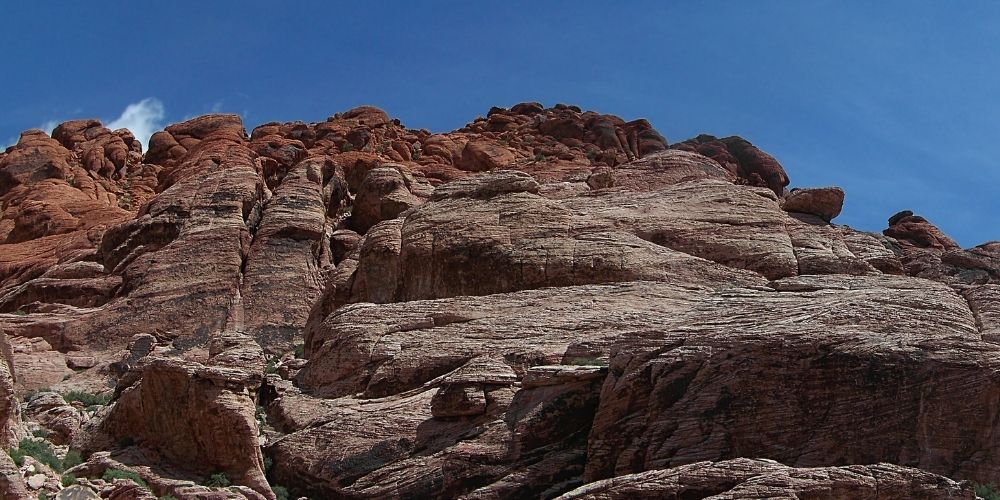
top-left (0, 102), bottom-right (996, 499)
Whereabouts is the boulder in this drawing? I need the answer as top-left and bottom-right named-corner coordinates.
top-left (782, 186), bottom-right (845, 222)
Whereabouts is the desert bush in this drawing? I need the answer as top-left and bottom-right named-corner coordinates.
top-left (10, 438), bottom-right (61, 471)
top-left (102, 468), bottom-right (147, 488)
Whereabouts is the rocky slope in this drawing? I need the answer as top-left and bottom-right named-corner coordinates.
top-left (0, 102), bottom-right (996, 499)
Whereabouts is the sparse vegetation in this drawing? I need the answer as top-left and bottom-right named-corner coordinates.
top-left (118, 191), bottom-right (134, 210)
top-left (12, 309), bottom-right (27, 316)
top-left (204, 472), bottom-right (231, 488)
top-left (102, 468), bottom-right (148, 488)
top-left (32, 429), bottom-right (49, 438)
top-left (62, 450), bottom-right (83, 470)
top-left (265, 361), bottom-right (278, 375)
top-left (63, 390), bottom-right (111, 407)
top-left (340, 141), bottom-right (354, 152)
top-left (976, 483), bottom-right (1000, 500)
top-left (61, 474), bottom-right (77, 487)
top-left (10, 438), bottom-right (61, 471)
top-left (9, 440), bottom-right (85, 473)
top-left (533, 153), bottom-right (546, 162)
top-left (411, 148), bottom-right (421, 160)
top-left (293, 343), bottom-right (305, 358)
top-left (272, 485), bottom-right (290, 500)
top-left (567, 356), bottom-right (609, 367)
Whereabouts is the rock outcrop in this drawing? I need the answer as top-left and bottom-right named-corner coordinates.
top-left (0, 102), bottom-right (996, 499)
top-left (559, 458), bottom-right (974, 499)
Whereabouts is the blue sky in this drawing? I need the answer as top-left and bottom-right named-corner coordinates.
top-left (1, 1), bottom-right (997, 246)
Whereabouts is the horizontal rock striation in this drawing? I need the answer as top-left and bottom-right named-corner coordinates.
top-left (0, 102), bottom-right (996, 498)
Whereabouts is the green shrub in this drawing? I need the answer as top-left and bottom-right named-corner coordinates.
top-left (61, 474), bottom-right (77, 487)
top-left (10, 438), bottom-right (61, 471)
top-left (265, 361), bottom-right (278, 375)
top-left (976, 483), bottom-right (1000, 500)
top-left (293, 344), bottom-right (305, 358)
top-left (31, 429), bottom-right (49, 438)
top-left (62, 390), bottom-right (111, 406)
top-left (12, 309), bottom-right (27, 316)
top-left (533, 153), bottom-right (546, 162)
top-left (204, 472), bottom-right (231, 487)
top-left (339, 142), bottom-right (354, 152)
top-left (62, 450), bottom-right (83, 470)
top-left (102, 468), bottom-right (147, 488)
top-left (272, 485), bottom-right (290, 500)
top-left (566, 356), bottom-right (609, 367)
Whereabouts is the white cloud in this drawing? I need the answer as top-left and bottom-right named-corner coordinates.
top-left (107, 98), bottom-right (166, 151)
top-left (38, 120), bottom-right (59, 134)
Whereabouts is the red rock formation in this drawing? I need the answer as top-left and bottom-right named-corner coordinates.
top-left (0, 103), bottom-right (997, 499)
top-left (672, 134), bottom-right (790, 195)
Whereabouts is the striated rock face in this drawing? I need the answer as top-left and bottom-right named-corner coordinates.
top-left (75, 331), bottom-right (273, 499)
top-left (559, 458), bottom-right (974, 499)
top-left (0, 330), bottom-right (23, 449)
top-left (0, 102), bottom-right (996, 499)
top-left (585, 274), bottom-right (999, 484)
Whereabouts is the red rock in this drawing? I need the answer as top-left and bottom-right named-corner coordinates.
top-left (672, 134), bottom-right (790, 195)
top-left (456, 139), bottom-right (516, 172)
top-left (0, 103), bottom-right (997, 499)
top-left (349, 166), bottom-right (424, 234)
top-left (885, 210), bottom-right (960, 252)
top-left (782, 186), bottom-right (845, 222)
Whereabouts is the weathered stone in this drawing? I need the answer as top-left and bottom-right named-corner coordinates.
top-left (75, 332), bottom-right (274, 499)
top-left (585, 275), bottom-right (1000, 485)
top-left (559, 458), bottom-right (974, 499)
top-left (782, 186), bottom-right (845, 222)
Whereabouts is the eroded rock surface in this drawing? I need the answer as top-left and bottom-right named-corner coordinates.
top-left (0, 103), bottom-right (996, 499)
top-left (559, 458), bottom-right (974, 499)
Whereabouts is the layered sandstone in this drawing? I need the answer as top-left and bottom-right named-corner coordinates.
top-left (0, 102), bottom-right (996, 499)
